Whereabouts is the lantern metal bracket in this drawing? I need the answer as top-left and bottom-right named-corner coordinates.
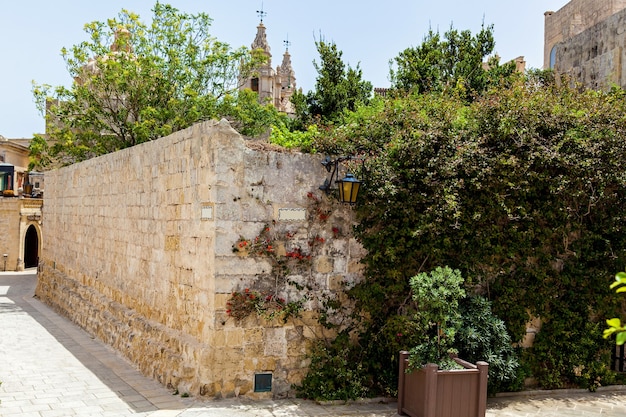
top-left (318, 155), bottom-right (362, 204)
top-left (319, 156), bottom-right (352, 194)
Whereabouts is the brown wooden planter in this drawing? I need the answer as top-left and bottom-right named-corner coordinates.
top-left (397, 351), bottom-right (489, 417)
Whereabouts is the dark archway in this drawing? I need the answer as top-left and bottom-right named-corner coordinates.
top-left (24, 225), bottom-right (39, 268)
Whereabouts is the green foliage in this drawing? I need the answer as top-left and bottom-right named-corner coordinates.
top-left (457, 296), bottom-right (521, 393)
top-left (31, 2), bottom-right (269, 167)
top-left (530, 307), bottom-right (615, 391)
top-left (390, 23), bottom-right (516, 100)
top-left (296, 39), bottom-right (372, 125)
top-left (604, 272), bottom-right (626, 345)
top-left (269, 122), bottom-right (318, 152)
top-left (307, 74), bottom-right (626, 395)
top-left (407, 269), bottom-right (521, 385)
top-left (218, 89), bottom-right (288, 138)
top-left (409, 267), bottom-right (465, 369)
top-left (411, 267), bottom-right (465, 327)
top-left (408, 267), bottom-right (465, 369)
top-left (295, 336), bottom-right (369, 401)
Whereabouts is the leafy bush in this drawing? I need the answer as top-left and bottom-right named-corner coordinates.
top-left (294, 336), bottom-right (369, 401)
top-left (407, 268), bottom-right (521, 390)
top-left (269, 122), bottom-right (318, 152)
top-left (457, 296), bottom-right (521, 393)
top-left (408, 266), bottom-right (465, 370)
top-left (530, 305), bottom-right (615, 391)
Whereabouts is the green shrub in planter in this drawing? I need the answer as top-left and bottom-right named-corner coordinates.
top-left (408, 266), bottom-right (465, 370)
top-left (408, 267), bottom-right (521, 391)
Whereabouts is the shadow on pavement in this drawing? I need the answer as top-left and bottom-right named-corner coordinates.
top-left (0, 271), bottom-right (188, 414)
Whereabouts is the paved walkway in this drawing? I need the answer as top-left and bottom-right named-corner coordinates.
top-left (2, 271), bottom-right (626, 416)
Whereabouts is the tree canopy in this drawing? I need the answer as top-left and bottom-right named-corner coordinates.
top-left (31, 2), bottom-right (271, 168)
top-left (293, 39), bottom-right (372, 126)
top-left (390, 24), bottom-right (516, 99)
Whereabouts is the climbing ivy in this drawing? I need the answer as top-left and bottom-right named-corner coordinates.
top-left (306, 73), bottom-right (626, 396)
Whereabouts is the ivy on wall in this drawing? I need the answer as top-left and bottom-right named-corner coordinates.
top-left (307, 73), bottom-right (626, 396)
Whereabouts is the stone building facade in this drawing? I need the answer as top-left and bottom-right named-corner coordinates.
top-left (0, 198), bottom-right (43, 272)
top-left (239, 21), bottom-right (297, 114)
top-left (0, 136), bottom-right (30, 195)
top-left (35, 119), bottom-right (363, 398)
top-left (0, 136), bottom-right (43, 272)
top-left (544, 0), bottom-right (626, 89)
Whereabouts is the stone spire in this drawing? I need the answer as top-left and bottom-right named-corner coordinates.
top-left (279, 49), bottom-right (296, 90)
top-left (251, 22), bottom-right (272, 62)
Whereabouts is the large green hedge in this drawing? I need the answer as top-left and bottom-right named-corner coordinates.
top-left (308, 73), bottom-right (626, 396)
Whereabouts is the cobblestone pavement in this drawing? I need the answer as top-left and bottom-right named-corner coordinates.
top-left (2, 270), bottom-right (626, 416)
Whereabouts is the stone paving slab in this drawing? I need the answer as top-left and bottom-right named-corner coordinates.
top-left (3, 270), bottom-right (626, 416)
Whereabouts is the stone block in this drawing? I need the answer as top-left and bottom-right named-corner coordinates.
top-left (314, 256), bottom-right (333, 274)
top-left (263, 327), bottom-right (287, 356)
top-left (225, 328), bottom-right (244, 346)
top-left (328, 275), bottom-right (345, 291)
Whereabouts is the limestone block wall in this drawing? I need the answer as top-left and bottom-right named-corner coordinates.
top-left (553, 7), bottom-right (626, 89)
top-left (543, 0), bottom-right (626, 68)
top-left (35, 119), bottom-right (363, 398)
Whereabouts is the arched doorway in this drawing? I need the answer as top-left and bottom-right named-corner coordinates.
top-left (24, 225), bottom-right (39, 268)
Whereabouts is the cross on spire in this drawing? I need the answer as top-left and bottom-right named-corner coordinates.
top-left (283, 35), bottom-right (291, 51)
top-left (256, 2), bottom-right (267, 22)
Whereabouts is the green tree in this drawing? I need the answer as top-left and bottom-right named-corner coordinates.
top-left (296, 40), bottom-right (372, 124)
top-left (31, 2), bottom-right (266, 167)
top-left (390, 23), bottom-right (515, 99)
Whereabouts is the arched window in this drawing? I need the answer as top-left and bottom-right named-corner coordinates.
top-left (549, 45), bottom-right (557, 69)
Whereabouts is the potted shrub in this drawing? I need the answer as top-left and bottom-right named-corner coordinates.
top-left (397, 266), bottom-right (489, 417)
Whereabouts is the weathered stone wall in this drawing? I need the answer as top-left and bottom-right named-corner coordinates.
top-left (552, 7), bottom-right (626, 90)
top-left (543, 0), bottom-right (626, 69)
top-left (35, 119), bottom-right (363, 398)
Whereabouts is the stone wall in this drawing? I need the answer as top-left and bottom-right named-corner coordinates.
top-left (543, 0), bottom-right (626, 69)
top-left (553, 8), bottom-right (626, 90)
top-left (35, 119), bottom-right (363, 398)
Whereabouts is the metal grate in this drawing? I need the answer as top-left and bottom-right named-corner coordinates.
top-left (254, 373), bottom-right (272, 392)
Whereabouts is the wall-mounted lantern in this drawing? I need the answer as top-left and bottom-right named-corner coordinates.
top-left (319, 156), bottom-right (362, 204)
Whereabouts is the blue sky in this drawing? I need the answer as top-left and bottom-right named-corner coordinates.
top-left (0, 0), bottom-right (569, 138)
